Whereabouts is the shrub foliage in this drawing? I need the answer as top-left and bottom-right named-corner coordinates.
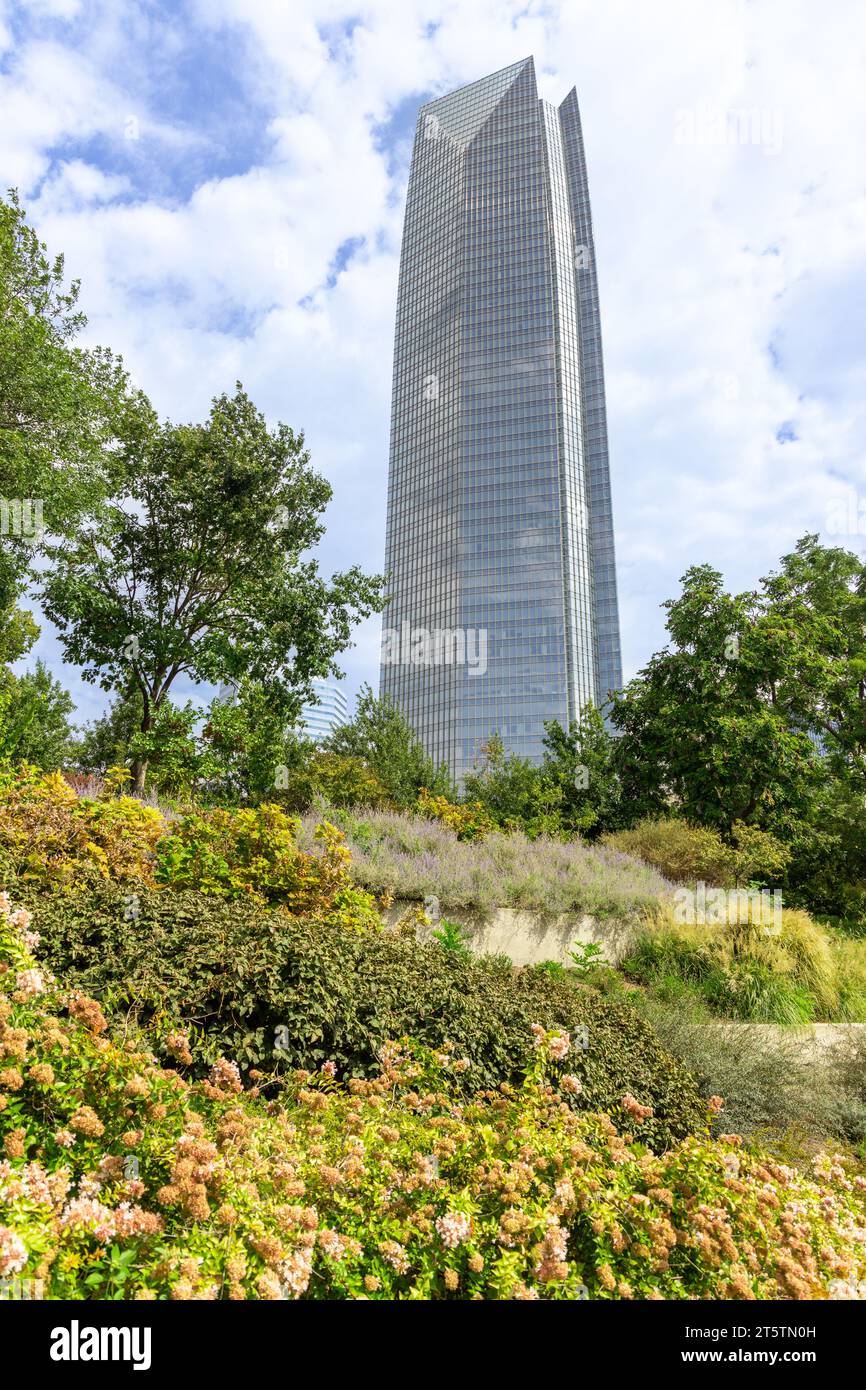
top-left (0, 765), bottom-right (163, 895)
top-left (34, 882), bottom-right (705, 1153)
top-left (603, 817), bottom-right (790, 889)
top-left (3, 898), bottom-right (866, 1301)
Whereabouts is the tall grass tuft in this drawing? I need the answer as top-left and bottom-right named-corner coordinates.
top-left (623, 901), bottom-right (866, 1023)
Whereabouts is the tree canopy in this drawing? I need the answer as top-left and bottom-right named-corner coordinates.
top-left (42, 384), bottom-right (386, 790)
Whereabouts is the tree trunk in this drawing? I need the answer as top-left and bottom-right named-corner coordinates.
top-left (132, 697), bottom-right (153, 797)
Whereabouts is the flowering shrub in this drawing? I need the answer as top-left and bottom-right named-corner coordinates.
top-left (34, 880), bottom-right (706, 1148)
top-left (155, 804), bottom-right (379, 922)
top-left (0, 764), bottom-right (163, 895)
top-left (2, 898), bottom-right (866, 1300)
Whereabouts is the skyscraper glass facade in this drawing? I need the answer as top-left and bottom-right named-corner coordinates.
top-left (381, 57), bottom-right (622, 781)
top-left (298, 680), bottom-right (348, 743)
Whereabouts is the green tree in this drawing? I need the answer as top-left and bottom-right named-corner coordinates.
top-left (276, 750), bottom-right (390, 813)
top-left (202, 680), bottom-right (312, 803)
top-left (0, 190), bottom-right (137, 615)
top-left (759, 534), bottom-right (866, 783)
top-left (0, 658), bottom-right (75, 770)
top-left (756, 536), bottom-right (866, 919)
top-left (542, 704), bottom-right (623, 837)
top-left (127, 700), bottom-right (208, 799)
top-left (461, 734), bottom-right (562, 837)
top-left (0, 602), bottom-right (38, 668)
top-left (41, 385), bottom-right (385, 793)
top-left (73, 685), bottom-right (144, 775)
top-left (0, 600), bottom-right (75, 771)
top-left (611, 562), bottom-right (820, 835)
top-left (327, 684), bottom-right (450, 806)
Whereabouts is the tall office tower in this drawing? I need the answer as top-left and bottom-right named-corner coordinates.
top-left (380, 56), bottom-right (622, 780)
top-left (298, 679), bottom-right (349, 743)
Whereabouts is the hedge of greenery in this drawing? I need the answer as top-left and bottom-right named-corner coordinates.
top-left (601, 816), bottom-right (791, 889)
top-left (33, 882), bottom-right (705, 1153)
top-left (3, 898), bottom-right (866, 1302)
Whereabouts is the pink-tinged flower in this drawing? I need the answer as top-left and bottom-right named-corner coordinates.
top-left (0, 1225), bottom-right (27, 1277)
top-left (561, 1073), bottom-right (583, 1096)
top-left (828, 1278), bottom-right (866, 1300)
top-left (708, 1095), bottom-right (725, 1115)
top-left (113, 1203), bottom-right (163, 1237)
top-left (207, 1058), bottom-right (243, 1093)
top-left (321, 1060), bottom-right (337, 1078)
top-left (15, 969), bottom-right (45, 998)
top-left (0, 892), bottom-right (11, 915)
top-left (318, 1228), bottom-right (345, 1260)
top-left (60, 1197), bottom-right (116, 1243)
top-left (0, 1160), bottom-right (20, 1200)
top-left (378, 1041), bottom-right (403, 1071)
top-left (378, 1239), bottom-right (410, 1274)
top-left (54, 1129), bottom-right (76, 1149)
top-left (435, 1211), bottom-right (472, 1249)
top-left (531, 1024), bottom-right (571, 1062)
top-left (9, 909), bottom-right (33, 932)
top-left (512, 1283), bottom-right (540, 1300)
top-left (280, 1247), bottom-right (314, 1298)
top-left (12, 1163), bottom-right (52, 1206)
top-left (536, 1220), bottom-right (569, 1283)
top-left (554, 1179), bottom-right (576, 1212)
top-left (620, 1092), bottom-right (654, 1121)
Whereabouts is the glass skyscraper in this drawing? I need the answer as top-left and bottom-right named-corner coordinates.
top-left (298, 679), bottom-right (349, 743)
top-left (380, 56), bottom-right (622, 780)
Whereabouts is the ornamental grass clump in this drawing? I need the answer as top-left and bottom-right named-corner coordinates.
top-left (3, 894), bottom-right (866, 1301)
top-left (623, 901), bottom-right (866, 1023)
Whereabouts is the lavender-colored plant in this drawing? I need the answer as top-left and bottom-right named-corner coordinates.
top-left (298, 806), bottom-right (673, 922)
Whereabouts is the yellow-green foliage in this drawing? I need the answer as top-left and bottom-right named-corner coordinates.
top-left (417, 788), bottom-right (496, 842)
top-left (3, 896), bottom-right (866, 1300)
top-left (277, 751), bottom-right (390, 812)
top-left (0, 764), bottom-right (164, 895)
top-left (603, 817), bottom-right (790, 888)
top-left (155, 802), bottom-right (380, 924)
top-left (626, 900), bottom-right (866, 1023)
top-left (0, 768), bottom-right (380, 927)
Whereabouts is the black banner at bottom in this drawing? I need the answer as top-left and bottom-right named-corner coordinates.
top-left (2, 1296), bottom-right (860, 1378)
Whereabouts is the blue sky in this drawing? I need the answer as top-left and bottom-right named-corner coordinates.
top-left (2, 0), bottom-right (865, 730)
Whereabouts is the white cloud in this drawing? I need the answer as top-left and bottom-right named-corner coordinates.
top-left (2, 0), bottom-right (865, 727)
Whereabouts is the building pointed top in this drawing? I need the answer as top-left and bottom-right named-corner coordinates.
top-left (420, 57), bottom-right (534, 149)
top-left (559, 86), bottom-right (583, 122)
